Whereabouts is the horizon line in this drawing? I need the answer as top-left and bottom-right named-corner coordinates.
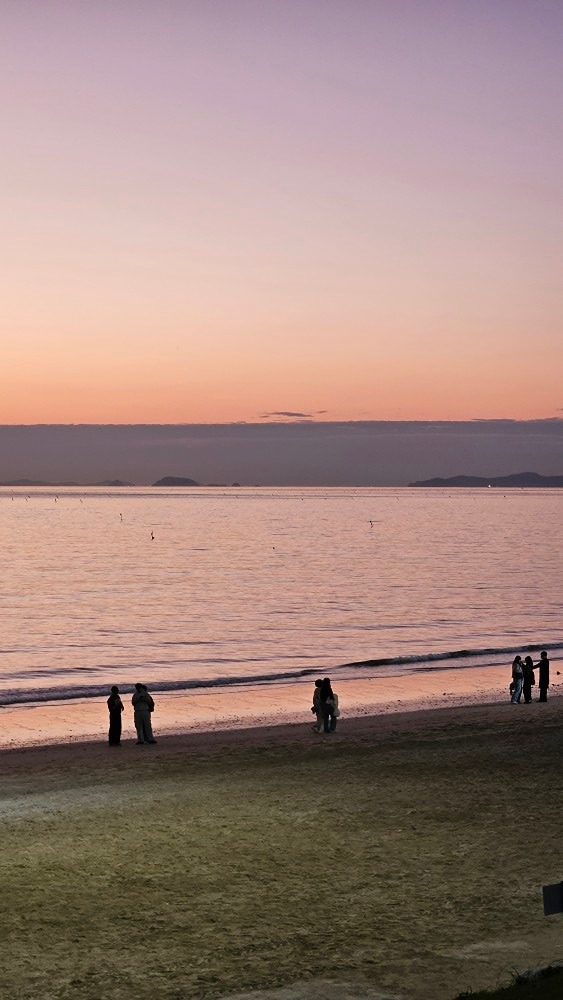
top-left (1, 417), bottom-right (563, 429)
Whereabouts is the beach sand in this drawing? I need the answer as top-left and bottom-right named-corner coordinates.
top-left (2, 661), bottom-right (555, 748)
top-left (1, 698), bottom-right (563, 1000)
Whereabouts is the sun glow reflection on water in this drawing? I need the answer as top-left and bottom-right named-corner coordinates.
top-left (1, 486), bottom-right (562, 700)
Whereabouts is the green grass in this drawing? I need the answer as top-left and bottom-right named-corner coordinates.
top-left (456, 966), bottom-right (563, 998)
top-left (1, 705), bottom-right (563, 999)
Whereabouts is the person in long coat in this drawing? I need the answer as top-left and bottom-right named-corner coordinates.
top-left (319, 677), bottom-right (339, 732)
top-left (537, 650), bottom-right (550, 702)
top-left (107, 685), bottom-right (124, 746)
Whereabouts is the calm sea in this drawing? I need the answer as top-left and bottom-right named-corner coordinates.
top-left (1, 486), bottom-right (562, 707)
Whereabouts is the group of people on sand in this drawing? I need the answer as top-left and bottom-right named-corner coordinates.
top-left (311, 677), bottom-right (340, 733)
top-left (104, 654), bottom-right (551, 745)
top-left (510, 650), bottom-right (550, 704)
top-left (108, 677), bottom-right (342, 744)
top-left (107, 683), bottom-right (157, 746)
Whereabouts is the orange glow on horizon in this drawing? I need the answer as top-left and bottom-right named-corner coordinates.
top-left (1, 3), bottom-right (561, 425)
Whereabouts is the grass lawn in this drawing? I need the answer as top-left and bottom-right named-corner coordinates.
top-left (456, 966), bottom-right (563, 999)
top-left (1, 703), bottom-right (563, 999)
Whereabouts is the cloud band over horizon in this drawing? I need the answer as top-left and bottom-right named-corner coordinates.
top-left (1, 420), bottom-right (562, 487)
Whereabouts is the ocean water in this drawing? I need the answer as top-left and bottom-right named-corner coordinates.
top-left (1, 486), bottom-right (562, 707)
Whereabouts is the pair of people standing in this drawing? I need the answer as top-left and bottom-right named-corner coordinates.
top-left (106, 683), bottom-right (157, 745)
top-left (311, 677), bottom-right (340, 733)
top-left (510, 651), bottom-right (549, 704)
top-left (132, 683), bottom-right (157, 744)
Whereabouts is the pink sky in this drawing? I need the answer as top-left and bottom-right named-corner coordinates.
top-left (1, 1), bottom-right (562, 423)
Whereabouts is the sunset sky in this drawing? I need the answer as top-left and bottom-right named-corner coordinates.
top-left (2, 0), bottom-right (562, 424)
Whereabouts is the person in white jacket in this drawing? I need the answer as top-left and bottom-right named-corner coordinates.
top-left (132, 683), bottom-right (157, 744)
top-left (510, 656), bottom-right (524, 705)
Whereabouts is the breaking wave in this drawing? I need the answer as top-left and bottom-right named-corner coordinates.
top-left (1, 641), bottom-right (561, 707)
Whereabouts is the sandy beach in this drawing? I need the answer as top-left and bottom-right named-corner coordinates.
top-left (2, 696), bottom-right (563, 1000)
top-left (2, 660), bottom-right (556, 749)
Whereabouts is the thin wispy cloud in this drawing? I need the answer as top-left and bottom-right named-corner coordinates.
top-left (260, 411), bottom-right (315, 419)
top-left (259, 410), bottom-right (329, 420)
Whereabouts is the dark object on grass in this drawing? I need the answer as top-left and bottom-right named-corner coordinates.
top-left (543, 880), bottom-right (563, 916)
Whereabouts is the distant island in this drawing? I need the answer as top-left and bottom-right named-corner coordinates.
top-left (409, 472), bottom-right (563, 488)
top-left (0, 479), bottom-right (134, 487)
top-left (0, 477), bottom-right (245, 489)
top-left (151, 477), bottom-right (244, 487)
top-left (152, 476), bottom-right (201, 487)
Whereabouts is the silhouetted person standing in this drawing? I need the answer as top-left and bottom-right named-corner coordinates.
top-left (538, 650), bottom-right (550, 702)
top-left (510, 656), bottom-right (524, 704)
top-left (522, 656), bottom-right (535, 704)
top-left (132, 683), bottom-right (157, 744)
top-left (107, 685), bottom-right (124, 746)
top-left (320, 677), bottom-right (339, 732)
top-left (311, 678), bottom-right (323, 732)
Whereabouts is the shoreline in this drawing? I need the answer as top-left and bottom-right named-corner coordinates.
top-left (3, 696), bottom-right (561, 796)
top-left (0, 660), bottom-right (560, 752)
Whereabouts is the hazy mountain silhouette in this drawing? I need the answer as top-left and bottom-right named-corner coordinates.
top-left (409, 472), bottom-right (563, 487)
top-left (152, 476), bottom-right (200, 487)
top-left (0, 478), bottom-right (134, 487)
